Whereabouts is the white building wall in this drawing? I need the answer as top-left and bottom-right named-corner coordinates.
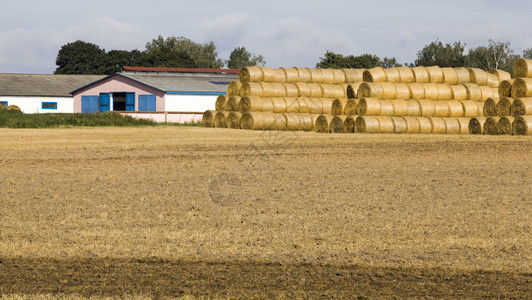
top-left (0, 96), bottom-right (74, 113)
top-left (164, 94), bottom-right (217, 112)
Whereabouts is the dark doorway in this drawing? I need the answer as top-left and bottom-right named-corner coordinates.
top-left (113, 93), bottom-right (126, 111)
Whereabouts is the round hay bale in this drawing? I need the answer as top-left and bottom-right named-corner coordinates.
top-left (202, 110), bottom-right (216, 127)
top-left (309, 69), bottom-right (324, 83)
top-left (376, 116), bottom-right (394, 133)
top-left (485, 73), bottom-right (499, 88)
top-left (321, 84), bottom-right (346, 98)
top-left (344, 115), bottom-right (358, 133)
top-left (496, 97), bottom-right (514, 117)
top-left (215, 95), bottom-right (228, 111)
top-left (408, 83), bottom-right (425, 99)
top-left (395, 83), bottom-right (412, 99)
top-left (270, 97), bottom-right (287, 113)
top-left (384, 68), bottom-right (400, 83)
top-left (296, 67), bottom-right (312, 82)
top-left (476, 101), bottom-right (485, 117)
top-left (402, 116), bottom-right (420, 133)
top-left (488, 68), bottom-right (511, 83)
top-left (260, 83), bottom-right (276, 97)
top-left (284, 97), bottom-right (300, 113)
top-left (426, 66), bottom-right (444, 83)
top-left (240, 82), bottom-right (263, 96)
top-left (355, 116), bottom-right (381, 133)
top-left (417, 117), bottom-right (433, 133)
top-left (261, 67), bottom-right (276, 82)
top-left (379, 100), bottom-right (394, 116)
top-left (484, 117), bottom-right (500, 135)
top-left (512, 115), bottom-right (532, 135)
top-left (343, 69), bottom-right (364, 83)
top-left (392, 116), bottom-right (407, 133)
top-left (514, 58), bottom-right (532, 78)
top-left (423, 83), bottom-right (439, 100)
top-left (462, 83), bottom-right (482, 101)
top-left (406, 100), bottom-right (422, 116)
top-left (282, 67), bottom-right (299, 83)
top-left (347, 82), bottom-right (363, 99)
top-left (297, 97), bottom-right (311, 113)
top-left (380, 82), bottom-right (397, 99)
top-left (357, 98), bottom-right (381, 116)
top-left (468, 68), bottom-right (488, 86)
top-left (240, 112), bottom-right (276, 130)
top-left (498, 79), bottom-right (514, 98)
top-left (332, 69), bottom-right (346, 84)
top-left (441, 68), bottom-right (458, 85)
top-left (272, 113), bottom-right (288, 130)
top-left (448, 100), bottom-right (465, 117)
top-left (226, 112), bottom-right (242, 129)
top-left (479, 86), bottom-right (495, 100)
top-left (283, 83), bottom-right (299, 97)
top-left (315, 114), bottom-right (334, 133)
top-left (299, 113), bottom-right (317, 131)
top-left (271, 83), bottom-right (286, 97)
top-left (308, 97), bottom-right (324, 114)
top-left (436, 84), bottom-right (452, 100)
top-left (391, 99), bottom-right (408, 116)
top-left (284, 113), bottom-right (302, 131)
top-left (343, 99), bottom-right (358, 116)
top-left (412, 66), bottom-right (429, 83)
top-left (227, 96), bottom-right (241, 111)
top-left (469, 117), bottom-right (487, 134)
top-left (308, 83), bottom-right (323, 98)
top-left (455, 67), bottom-right (471, 83)
top-left (512, 77), bottom-right (532, 98)
top-left (295, 82), bottom-right (311, 97)
top-left (461, 100), bottom-right (480, 117)
top-left (227, 81), bottom-right (242, 96)
top-left (363, 67), bottom-right (387, 82)
top-left (239, 66), bottom-right (263, 82)
top-left (443, 117), bottom-right (461, 134)
top-left (331, 98), bottom-right (349, 116)
top-left (433, 101), bottom-right (450, 117)
top-left (483, 98), bottom-right (500, 117)
top-left (330, 115), bottom-right (348, 133)
top-left (320, 98), bottom-right (334, 115)
top-left (397, 67), bottom-right (415, 83)
top-left (497, 116), bottom-right (515, 135)
top-left (429, 117), bottom-right (446, 134)
top-left (492, 88), bottom-right (500, 98)
top-left (456, 117), bottom-right (471, 134)
top-left (358, 82), bottom-right (384, 99)
top-left (418, 100), bottom-right (436, 117)
top-left (214, 111), bottom-right (230, 128)
top-left (450, 84), bottom-right (468, 100)
top-left (511, 97), bottom-right (532, 116)
top-left (239, 96), bottom-right (273, 112)
top-left (320, 69), bottom-right (335, 84)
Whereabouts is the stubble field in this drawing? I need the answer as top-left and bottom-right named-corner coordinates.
top-left (0, 127), bottom-right (531, 298)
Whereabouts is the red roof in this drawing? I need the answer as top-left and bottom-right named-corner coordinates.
top-left (122, 66), bottom-right (240, 74)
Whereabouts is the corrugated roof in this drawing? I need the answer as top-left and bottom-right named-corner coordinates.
top-left (0, 74), bottom-right (105, 97)
top-left (122, 66), bottom-right (240, 74)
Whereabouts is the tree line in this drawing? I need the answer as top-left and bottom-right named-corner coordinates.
top-left (55, 36), bottom-right (532, 75)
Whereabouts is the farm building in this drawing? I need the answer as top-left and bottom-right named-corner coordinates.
top-left (0, 74), bottom-right (104, 113)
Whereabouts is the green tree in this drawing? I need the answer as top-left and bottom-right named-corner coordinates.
top-left (55, 40), bottom-right (107, 74)
top-left (415, 40), bottom-right (466, 67)
top-left (102, 49), bottom-right (147, 74)
top-left (465, 40), bottom-right (519, 73)
top-left (523, 48), bottom-right (532, 59)
top-left (226, 46), bottom-right (265, 69)
top-left (316, 51), bottom-right (400, 69)
top-left (379, 57), bottom-right (402, 68)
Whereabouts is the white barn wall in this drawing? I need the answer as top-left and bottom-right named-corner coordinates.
top-left (164, 94), bottom-right (217, 112)
top-left (0, 96), bottom-right (74, 113)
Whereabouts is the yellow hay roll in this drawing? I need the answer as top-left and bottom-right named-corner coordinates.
top-left (477, 101), bottom-right (485, 117)
top-left (380, 82), bottom-right (397, 99)
top-left (296, 97), bottom-right (311, 113)
top-left (271, 83), bottom-right (286, 97)
top-left (296, 67), bottom-right (312, 82)
top-left (308, 83), bottom-right (323, 98)
top-left (433, 101), bottom-right (450, 117)
top-left (343, 69), bottom-right (365, 83)
top-left (379, 100), bottom-right (395, 116)
top-left (331, 98), bottom-right (349, 116)
top-left (358, 82), bottom-right (383, 99)
top-left (408, 83), bottom-right (425, 99)
top-left (239, 66), bottom-right (263, 82)
top-left (363, 67), bottom-right (387, 82)
top-left (512, 115), bottom-right (532, 135)
top-left (406, 100), bottom-right (421, 116)
top-left (514, 58), bottom-right (532, 78)
top-left (391, 99), bottom-right (408, 116)
top-left (315, 114), bottom-right (334, 133)
top-left (240, 82), bottom-right (263, 96)
top-left (307, 97), bottom-right (324, 114)
top-left (344, 115), bottom-right (358, 133)
top-left (344, 99), bottom-right (359, 116)
top-left (239, 112), bottom-right (272, 130)
top-left (214, 111), bottom-right (230, 128)
top-left (284, 97), bottom-right (300, 113)
top-left (320, 98), bottom-right (334, 115)
top-left (227, 96), bottom-right (242, 111)
top-left (309, 68), bottom-right (323, 83)
top-left (283, 83), bottom-right (299, 97)
top-left (448, 100), bottom-right (464, 117)
top-left (395, 83), bottom-right (412, 99)
top-left (384, 68), bottom-right (400, 83)
top-left (462, 83), bottom-right (482, 101)
top-left (456, 117), bottom-right (471, 134)
top-left (270, 97), bottom-right (287, 113)
top-left (239, 96), bottom-right (273, 112)
top-left (429, 117), bottom-right (447, 134)
top-left (469, 117), bottom-right (487, 134)
top-left (485, 73), bottom-right (499, 88)
top-left (479, 86), bottom-right (495, 100)
top-left (226, 112), bottom-right (242, 129)
top-left (484, 117), bottom-right (500, 135)
top-left (331, 69), bottom-right (346, 84)
top-left (468, 68), bottom-right (488, 86)
top-left (436, 84), bottom-right (453, 100)
top-left (282, 67), bottom-right (299, 83)
top-left (492, 88), bottom-right (500, 98)
top-left (260, 82), bottom-right (276, 97)
top-left (274, 69), bottom-right (286, 82)
top-left (215, 95), bottom-right (228, 111)
top-left (402, 116), bottom-right (420, 133)
top-left (461, 100), bottom-right (480, 117)
top-left (299, 113), bottom-right (319, 131)
top-left (443, 117), bottom-right (461, 134)
top-left (441, 68), bottom-right (458, 85)
top-left (295, 82), bottom-right (311, 97)
top-left (227, 81), bottom-right (242, 96)
top-left (483, 98), bottom-right (500, 117)
top-left (320, 69), bottom-right (335, 84)
top-left (426, 66), bottom-right (444, 83)
top-left (496, 97), bottom-right (514, 116)
top-left (330, 115), bottom-right (348, 133)
top-left (378, 116), bottom-right (395, 133)
top-left (418, 100), bottom-right (436, 117)
top-left (455, 67), bottom-right (471, 83)
top-left (284, 113), bottom-right (302, 131)
top-left (488, 68), bottom-right (512, 83)
top-left (392, 116), bottom-right (408, 133)
top-left (498, 79), bottom-right (514, 98)
top-left (397, 67), bottom-right (415, 83)
top-left (347, 82), bottom-right (363, 99)
top-left (411, 66), bottom-right (429, 83)
top-left (355, 116), bottom-right (381, 133)
top-left (511, 97), bottom-right (532, 116)
top-left (450, 84), bottom-right (468, 100)
top-left (497, 116), bottom-right (515, 135)
top-left (357, 98), bottom-right (381, 116)
top-left (423, 83), bottom-right (439, 100)
top-left (202, 110), bottom-right (216, 127)
top-left (512, 77), bottom-right (532, 98)
top-left (417, 117), bottom-right (433, 133)
top-left (321, 84), bottom-right (346, 98)
top-left (262, 67), bottom-right (276, 82)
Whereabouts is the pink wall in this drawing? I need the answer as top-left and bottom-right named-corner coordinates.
top-left (72, 75), bottom-right (166, 113)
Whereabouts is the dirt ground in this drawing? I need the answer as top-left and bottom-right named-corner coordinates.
top-left (0, 127), bottom-right (531, 298)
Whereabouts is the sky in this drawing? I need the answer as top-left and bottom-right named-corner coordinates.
top-left (1, 0), bottom-right (531, 74)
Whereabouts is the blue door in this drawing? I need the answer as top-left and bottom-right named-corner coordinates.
top-left (99, 93), bottom-right (110, 113)
top-left (138, 95), bottom-right (156, 111)
top-left (81, 96), bottom-right (99, 113)
top-left (126, 92), bottom-right (135, 111)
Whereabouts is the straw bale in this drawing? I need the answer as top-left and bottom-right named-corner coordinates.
top-left (358, 82), bottom-right (383, 99)
top-left (320, 69), bottom-right (335, 84)
top-left (406, 100), bottom-right (421, 116)
top-left (283, 83), bottom-right (299, 97)
top-left (418, 100), bottom-right (436, 117)
top-left (384, 68), bottom-right (400, 83)
top-left (469, 117), bottom-right (487, 134)
top-left (357, 98), bottom-right (381, 116)
top-left (391, 99), bottom-right (408, 116)
top-left (392, 116), bottom-right (407, 133)
top-left (347, 82), bottom-right (362, 99)
top-left (498, 79), bottom-right (514, 98)
top-left (239, 66), bottom-right (263, 82)
top-left (299, 113), bottom-right (317, 131)
top-left (282, 67), bottom-right (299, 83)
top-left (307, 97), bottom-right (324, 114)
top-left (456, 117), bottom-right (471, 134)
top-left (511, 97), bottom-right (532, 116)
top-left (309, 69), bottom-right (323, 83)
top-left (378, 116), bottom-right (395, 133)
top-left (496, 97), bottom-right (514, 116)
top-left (269, 97), bottom-right (287, 113)
top-left (485, 73), bottom-right (499, 88)
top-left (240, 96), bottom-right (271, 112)
top-left (363, 67), bottom-right (387, 82)
top-left (284, 97), bottom-right (300, 113)
top-left (443, 117), bottom-right (461, 134)
top-left (484, 117), bottom-right (500, 135)
top-left (226, 112), bottom-right (242, 129)
top-left (297, 97), bottom-right (311, 113)
top-left (455, 67), bottom-right (471, 83)
top-left (214, 111), bottom-right (230, 128)
top-left (395, 83), bottom-right (411, 99)
top-left (227, 96), bottom-right (242, 111)
top-left (274, 69), bottom-right (286, 82)
top-left (331, 98), bottom-right (349, 116)
top-left (215, 95), bottom-right (228, 111)
top-left (296, 67), bottom-right (312, 82)
top-left (202, 110), bottom-right (216, 127)
top-left (426, 66), bottom-right (444, 83)
top-left (468, 68), bottom-right (488, 86)
top-left (433, 101), bottom-right (450, 117)
top-left (408, 83), bottom-right (425, 99)
top-left (330, 115), bottom-right (348, 133)
top-left (397, 67), bottom-right (415, 83)
top-left (271, 83), bottom-right (286, 97)
top-left (321, 84), bottom-right (346, 98)
top-left (483, 98), bottom-right (500, 117)
top-left (317, 98), bottom-right (333, 115)
top-left (380, 82), bottom-right (397, 99)
top-left (379, 100), bottom-right (394, 116)
top-left (497, 116), bottom-right (515, 135)
top-left (240, 82), bottom-right (263, 96)
top-left (240, 112), bottom-right (276, 130)
top-left (355, 116), bottom-right (381, 133)
top-left (463, 83), bottom-right (482, 101)
top-left (461, 100), bottom-right (480, 117)
top-left (315, 114), bottom-right (334, 133)
top-left (417, 117), bottom-right (433, 133)
top-left (512, 115), bottom-right (532, 135)
top-left (448, 100), bottom-right (464, 117)
top-left (488, 68), bottom-right (511, 83)
top-left (284, 113), bottom-right (302, 131)
top-left (429, 117), bottom-right (446, 134)
top-left (423, 83), bottom-right (439, 100)
top-left (331, 69), bottom-right (346, 84)
top-left (411, 66), bottom-right (429, 83)
top-left (344, 99), bottom-right (359, 116)
top-left (227, 81), bottom-right (242, 96)
top-left (344, 115), bottom-right (358, 133)
top-left (262, 67), bottom-right (276, 82)
top-left (260, 82), bottom-right (276, 97)
top-left (479, 86), bottom-right (495, 100)
top-left (402, 116), bottom-right (420, 133)
top-left (436, 84), bottom-right (453, 100)
top-left (295, 82), bottom-right (311, 97)
top-left (512, 78), bottom-right (532, 98)
top-left (308, 83), bottom-right (323, 98)
top-left (343, 69), bottom-right (364, 83)
top-left (514, 58), bottom-right (532, 78)
top-left (477, 101), bottom-right (485, 117)
top-left (441, 68), bottom-right (458, 85)
top-left (450, 84), bottom-right (468, 100)
top-left (492, 88), bottom-right (500, 98)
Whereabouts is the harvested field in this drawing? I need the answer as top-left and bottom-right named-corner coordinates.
top-left (0, 127), bottom-right (531, 298)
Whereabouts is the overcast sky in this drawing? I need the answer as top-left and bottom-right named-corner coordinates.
top-left (1, 0), bottom-right (531, 74)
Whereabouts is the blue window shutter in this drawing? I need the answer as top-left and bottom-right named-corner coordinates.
top-left (138, 95), bottom-right (156, 111)
top-left (126, 92), bottom-right (135, 111)
top-left (81, 96), bottom-right (99, 113)
top-left (99, 93), bottom-right (110, 113)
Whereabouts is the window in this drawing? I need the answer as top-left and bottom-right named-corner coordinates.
top-left (0, 101), bottom-right (7, 108)
top-left (42, 102), bottom-right (58, 109)
top-left (209, 81), bottom-right (232, 85)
